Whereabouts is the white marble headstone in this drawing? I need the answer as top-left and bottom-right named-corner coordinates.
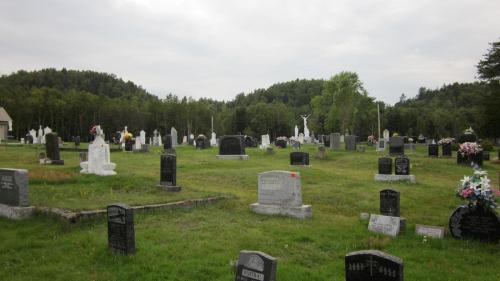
top-left (368, 214), bottom-right (400, 237)
top-left (171, 127), bottom-right (178, 147)
top-left (80, 126), bottom-right (116, 176)
top-left (140, 130), bottom-right (146, 144)
top-left (210, 132), bottom-right (217, 146)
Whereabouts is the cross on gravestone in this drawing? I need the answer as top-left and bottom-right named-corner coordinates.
top-left (158, 154), bottom-right (181, 192)
top-left (235, 250), bottom-right (277, 281)
top-left (219, 136), bottom-right (246, 155)
top-left (0, 168), bottom-right (29, 207)
top-left (380, 189), bottom-right (400, 217)
top-left (45, 132), bottom-right (64, 165)
top-left (378, 157), bottom-right (392, 174)
top-left (389, 137), bottom-right (404, 156)
top-left (394, 156), bottom-right (410, 175)
top-left (428, 144), bottom-right (439, 157)
top-left (345, 250), bottom-right (404, 281)
top-left (107, 203), bottom-right (135, 255)
top-left (290, 152), bottom-right (309, 165)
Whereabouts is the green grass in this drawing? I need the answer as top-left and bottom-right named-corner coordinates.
top-left (0, 144), bottom-right (499, 280)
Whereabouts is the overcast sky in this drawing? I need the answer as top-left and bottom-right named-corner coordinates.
top-left (1, 0), bottom-right (499, 104)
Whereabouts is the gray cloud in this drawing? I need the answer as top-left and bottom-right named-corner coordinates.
top-left (1, 0), bottom-right (498, 104)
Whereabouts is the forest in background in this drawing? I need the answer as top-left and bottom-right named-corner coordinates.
top-left (1, 41), bottom-right (499, 142)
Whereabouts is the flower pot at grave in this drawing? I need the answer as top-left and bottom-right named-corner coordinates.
top-left (442, 143), bottom-right (452, 157)
top-left (449, 205), bottom-right (500, 243)
top-left (457, 151), bottom-right (483, 167)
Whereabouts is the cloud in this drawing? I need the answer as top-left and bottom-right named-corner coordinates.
top-left (1, 0), bottom-right (499, 104)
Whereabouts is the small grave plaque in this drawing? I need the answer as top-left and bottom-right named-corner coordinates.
top-left (449, 205), bottom-right (500, 243)
top-left (428, 144), bottom-right (439, 157)
top-left (394, 156), bottom-right (409, 175)
top-left (368, 214), bottom-right (400, 237)
top-left (415, 224), bottom-right (445, 239)
top-left (235, 250), bottom-right (277, 281)
top-left (378, 157), bottom-right (392, 174)
top-left (0, 168), bottom-right (29, 207)
top-left (380, 189), bottom-right (400, 217)
top-left (345, 250), bottom-right (403, 281)
top-left (290, 152), bottom-right (309, 165)
top-left (107, 203), bottom-right (135, 255)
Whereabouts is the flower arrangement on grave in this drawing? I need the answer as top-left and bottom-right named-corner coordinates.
top-left (124, 132), bottom-right (133, 142)
top-left (392, 133), bottom-right (399, 137)
top-left (458, 142), bottom-right (482, 157)
top-left (438, 138), bottom-right (454, 145)
top-left (463, 127), bottom-right (475, 135)
top-left (408, 137), bottom-right (414, 143)
top-left (367, 135), bottom-right (376, 143)
top-left (456, 168), bottom-right (497, 211)
top-left (90, 125), bottom-right (98, 136)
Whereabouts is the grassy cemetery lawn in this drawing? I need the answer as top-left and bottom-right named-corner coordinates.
top-left (0, 144), bottom-right (499, 280)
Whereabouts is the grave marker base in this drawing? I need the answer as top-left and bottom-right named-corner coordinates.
top-left (0, 203), bottom-right (35, 220)
top-left (374, 174), bottom-right (416, 183)
top-left (157, 184), bottom-right (182, 192)
top-left (216, 155), bottom-right (249, 160)
top-left (250, 203), bottom-right (312, 219)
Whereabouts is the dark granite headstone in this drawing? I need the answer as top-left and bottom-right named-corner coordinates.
top-left (345, 135), bottom-right (357, 151)
top-left (322, 135), bottom-right (330, 147)
top-left (158, 154), bottom-right (181, 191)
top-left (74, 136), bottom-right (81, 146)
top-left (235, 250), bottom-right (277, 281)
top-left (275, 138), bottom-right (287, 149)
top-left (449, 205), bottom-right (500, 243)
top-left (345, 250), bottom-right (403, 281)
top-left (125, 140), bottom-right (133, 152)
top-left (25, 134), bottom-right (33, 144)
top-left (0, 168), bottom-right (29, 207)
top-left (428, 144), bottom-right (439, 157)
top-left (45, 132), bottom-right (64, 165)
top-left (290, 152), bottom-right (309, 165)
top-left (380, 189), bottom-right (400, 217)
top-left (196, 135), bottom-right (209, 149)
top-left (394, 156), bottom-right (410, 175)
top-left (220, 135), bottom-right (246, 155)
top-left (389, 137), bottom-right (404, 156)
top-left (107, 203), bottom-right (135, 255)
top-left (378, 157), bottom-right (392, 175)
top-left (457, 152), bottom-right (483, 167)
top-left (163, 134), bottom-right (172, 150)
top-left (442, 143), bottom-right (452, 157)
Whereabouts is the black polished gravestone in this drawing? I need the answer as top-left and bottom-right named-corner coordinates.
top-left (219, 135), bottom-right (246, 155)
top-left (345, 250), bottom-right (404, 281)
top-left (378, 157), bottom-right (392, 175)
top-left (235, 250), bottom-right (277, 281)
top-left (428, 144), bottom-right (439, 157)
top-left (74, 136), bottom-right (81, 147)
top-left (25, 134), bottom-right (33, 144)
top-left (290, 152), bottom-right (310, 166)
top-left (394, 156), bottom-right (410, 175)
top-left (163, 134), bottom-right (172, 150)
top-left (442, 143), bottom-right (452, 157)
top-left (457, 151), bottom-right (483, 167)
top-left (158, 154), bottom-right (181, 191)
top-left (45, 132), bottom-right (64, 165)
top-left (0, 168), bottom-right (29, 207)
top-left (322, 135), bottom-right (330, 147)
top-left (107, 203), bottom-right (135, 255)
top-left (380, 189), bottom-right (400, 217)
top-left (389, 137), bottom-right (404, 156)
top-left (125, 140), bottom-right (133, 152)
top-left (275, 138), bottom-right (287, 149)
top-left (449, 205), bottom-right (500, 243)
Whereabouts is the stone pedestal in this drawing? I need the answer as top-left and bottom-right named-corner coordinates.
top-left (0, 203), bottom-right (35, 219)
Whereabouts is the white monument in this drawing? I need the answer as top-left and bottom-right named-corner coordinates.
top-left (383, 129), bottom-right (390, 142)
top-left (37, 126), bottom-right (43, 144)
top-left (294, 125), bottom-right (299, 138)
top-left (182, 135), bottom-right (188, 144)
top-left (210, 132), bottom-right (217, 146)
top-left (171, 127), bottom-right (178, 147)
top-left (298, 133), bottom-right (304, 144)
top-left (250, 171), bottom-right (312, 219)
top-left (29, 129), bottom-right (37, 144)
top-left (300, 114), bottom-right (310, 141)
top-left (134, 136), bottom-right (143, 151)
top-left (158, 132), bottom-right (162, 146)
top-left (260, 134), bottom-right (270, 149)
top-left (80, 125), bottom-right (116, 176)
top-left (140, 130), bottom-right (146, 144)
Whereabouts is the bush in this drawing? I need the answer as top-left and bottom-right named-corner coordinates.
top-left (481, 140), bottom-right (494, 151)
top-left (451, 143), bottom-right (459, 151)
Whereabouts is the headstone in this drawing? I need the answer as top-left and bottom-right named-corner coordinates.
top-left (290, 152), bottom-right (309, 166)
top-left (80, 126), bottom-right (116, 176)
top-left (298, 133), bottom-right (304, 144)
top-left (383, 129), bottom-right (390, 141)
top-left (250, 171), bottom-right (312, 219)
top-left (0, 168), bottom-right (34, 219)
top-left (125, 140), bottom-right (133, 152)
top-left (345, 135), bottom-right (357, 151)
top-left (158, 154), bottom-right (181, 191)
top-left (260, 134), bottom-right (270, 149)
top-left (275, 137), bottom-right (287, 149)
top-left (330, 133), bottom-right (340, 150)
top-left (45, 132), bottom-right (64, 165)
top-left (449, 205), bottom-right (500, 243)
top-left (182, 135), bottom-right (187, 144)
top-left (380, 189), bottom-right (400, 217)
top-left (163, 134), bottom-right (173, 150)
top-left (378, 157), bottom-right (392, 174)
top-left (245, 136), bottom-right (258, 148)
top-left (210, 132), bottom-right (217, 146)
top-left (189, 133), bottom-right (195, 145)
top-left (394, 155), bottom-right (410, 175)
top-left (153, 129), bottom-right (159, 146)
top-left (171, 127), bottom-right (178, 147)
top-left (26, 134), bottom-right (34, 144)
top-left (428, 144), bottom-right (439, 157)
top-left (368, 214), bottom-right (400, 236)
top-left (219, 135), bottom-right (245, 155)
top-left (107, 203), bottom-right (135, 255)
top-left (317, 146), bottom-right (326, 159)
top-left (376, 140), bottom-right (386, 152)
top-left (340, 134), bottom-right (344, 143)
top-left (345, 250), bottom-right (403, 281)
top-left (457, 151), bottom-right (483, 167)
top-left (79, 152), bottom-right (88, 163)
top-left (74, 136), bottom-right (81, 146)
top-left (134, 137), bottom-right (143, 151)
top-left (140, 130), bottom-right (146, 145)
top-left (415, 224), bottom-right (445, 239)
top-left (235, 250), bottom-right (277, 281)
top-left (322, 135), bottom-right (330, 147)
top-left (37, 126), bottom-right (43, 144)
top-left (389, 137), bottom-right (404, 156)
top-left (29, 129), bottom-right (37, 144)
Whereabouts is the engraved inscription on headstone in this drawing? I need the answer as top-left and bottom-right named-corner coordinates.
top-left (380, 189), bottom-right (400, 217)
top-left (415, 224), bottom-right (445, 239)
top-left (290, 152), bottom-right (309, 166)
top-left (0, 168), bottom-right (29, 207)
top-left (368, 214), bottom-right (400, 237)
top-left (235, 250), bottom-right (277, 281)
top-left (345, 250), bottom-right (404, 281)
top-left (378, 157), bottom-right (392, 174)
top-left (449, 205), bottom-right (500, 243)
top-left (394, 156), bottom-right (409, 175)
top-left (107, 203), bottom-right (135, 255)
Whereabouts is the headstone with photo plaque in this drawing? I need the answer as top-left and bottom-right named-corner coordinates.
top-left (394, 155), bottom-right (410, 175)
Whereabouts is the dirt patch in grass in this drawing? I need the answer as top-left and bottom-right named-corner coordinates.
top-left (29, 169), bottom-right (78, 183)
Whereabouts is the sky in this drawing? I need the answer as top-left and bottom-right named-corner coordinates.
top-left (1, 0), bottom-right (499, 104)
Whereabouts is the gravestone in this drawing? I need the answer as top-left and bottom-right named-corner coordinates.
top-left (125, 140), bottom-right (133, 152)
top-left (235, 250), bottom-right (277, 281)
top-left (158, 154), bottom-right (181, 191)
top-left (322, 135), bottom-right (330, 147)
top-left (196, 135), bottom-right (210, 149)
top-left (298, 133), bottom-right (304, 144)
top-left (345, 135), bottom-right (357, 151)
top-left (107, 203), bottom-right (135, 255)
top-left (428, 144), bottom-right (439, 157)
top-left (317, 146), bottom-right (326, 159)
top-left (394, 156), bottom-right (410, 175)
top-left (0, 168), bottom-right (35, 219)
top-left (330, 133), bottom-right (340, 150)
top-left (290, 152), bottom-right (309, 166)
top-left (26, 134), bottom-right (34, 144)
top-left (389, 137), bottom-right (404, 156)
top-left (163, 134), bottom-right (172, 150)
top-left (275, 138), bottom-right (287, 149)
top-left (218, 135), bottom-right (248, 160)
top-left (457, 151), bottom-right (483, 167)
top-left (245, 136), bottom-right (258, 148)
top-left (74, 136), bottom-right (81, 146)
top-left (380, 189), bottom-right (400, 217)
top-left (345, 250), bottom-right (403, 281)
top-left (483, 151), bottom-right (490, 161)
top-left (80, 126), bottom-right (116, 176)
top-left (45, 132), bottom-right (64, 165)
top-left (449, 205), bottom-right (500, 243)
top-left (368, 214), bottom-right (400, 237)
top-left (211, 132), bottom-right (217, 146)
top-left (376, 140), bottom-right (386, 152)
top-left (260, 134), bottom-right (270, 149)
top-left (182, 135), bottom-right (187, 144)
top-left (170, 127), bottom-right (178, 147)
top-left (250, 171), bottom-right (312, 219)
top-left (415, 224), bottom-right (445, 239)
top-left (378, 157), bottom-right (392, 174)
top-left (442, 143), bottom-right (452, 157)
top-left (79, 152), bottom-right (88, 163)
top-left (383, 129), bottom-right (390, 141)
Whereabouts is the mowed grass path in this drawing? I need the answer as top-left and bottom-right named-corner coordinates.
top-left (0, 144), bottom-right (499, 281)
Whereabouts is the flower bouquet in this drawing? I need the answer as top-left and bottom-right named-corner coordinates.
top-left (438, 138), bottom-right (454, 145)
top-left (456, 168), bottom-right (497, 211)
